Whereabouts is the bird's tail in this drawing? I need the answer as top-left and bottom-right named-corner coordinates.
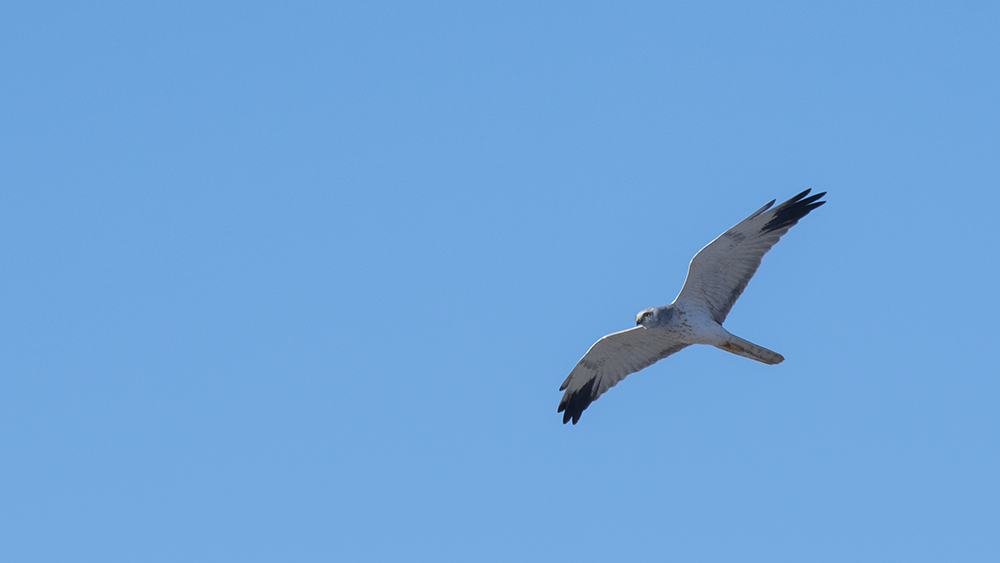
top-left (716, 335), bottom-right (784, 365)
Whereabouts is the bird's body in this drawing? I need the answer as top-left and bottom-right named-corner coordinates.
top-left (642, 303), bottom-right (729, 347)
top-left (558, 189), bottom-right (825, 424)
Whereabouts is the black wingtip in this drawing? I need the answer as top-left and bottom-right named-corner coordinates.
top-left (761, 189), bottom-right (827, 233)
top-left (558, 378), bottom-right (596, 425)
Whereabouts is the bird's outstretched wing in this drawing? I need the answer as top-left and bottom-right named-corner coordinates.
top-left (558, 327), bottom-right (689, 424)
top-left (674, 189), bottom-right (826, 324)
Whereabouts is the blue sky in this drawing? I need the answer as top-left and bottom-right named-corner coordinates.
top-left (2, 1), bottom-right (998, 561)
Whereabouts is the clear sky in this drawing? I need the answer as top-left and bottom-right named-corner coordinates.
top-left (2, 1), bottom-right (998, 561)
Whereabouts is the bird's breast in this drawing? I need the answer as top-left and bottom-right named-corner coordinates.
top-left (661, 305), bottom-right (727, 345)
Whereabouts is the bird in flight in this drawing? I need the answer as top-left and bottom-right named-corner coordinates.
top-left (558, 189), bottom-right (826, 424)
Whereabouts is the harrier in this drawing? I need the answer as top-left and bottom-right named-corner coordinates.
top-left (558, 189), bottom-right (826, 424)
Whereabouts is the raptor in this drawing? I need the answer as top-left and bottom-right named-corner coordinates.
top-left (558, 189), bottom-right (826, 424)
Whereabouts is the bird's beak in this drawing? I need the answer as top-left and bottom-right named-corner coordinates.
top-left (636, 316), bottom-right (642, 325)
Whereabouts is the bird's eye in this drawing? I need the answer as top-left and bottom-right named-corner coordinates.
top-left (644, 312), bottom-right (651, 317)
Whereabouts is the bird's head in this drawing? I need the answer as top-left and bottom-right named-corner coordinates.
top-left (636, 308), bottom-right (654, 327)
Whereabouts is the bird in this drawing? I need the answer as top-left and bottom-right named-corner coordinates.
top-left (558, 189), bottom-right (826, 424)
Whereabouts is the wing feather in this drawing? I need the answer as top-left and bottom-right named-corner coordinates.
top-left (674, 189), bottom-right (826, 324)
top-left (558, 327), bottom-right (689, 424)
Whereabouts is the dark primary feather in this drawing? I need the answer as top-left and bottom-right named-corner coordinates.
top-left (558, 378), bottom-right (596, 425)
top-left (762, 189), bottom-right (827, 233)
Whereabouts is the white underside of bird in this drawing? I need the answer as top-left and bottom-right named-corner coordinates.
top-left (654, 301), bottom-right (783, 363)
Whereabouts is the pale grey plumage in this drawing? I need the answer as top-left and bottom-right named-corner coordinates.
top-left (558, 326), bottom-right (689, 402)
top-left (675, 193), bottom-right (824, 324)
top-left (558, 189), bottom-right (825, 424)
